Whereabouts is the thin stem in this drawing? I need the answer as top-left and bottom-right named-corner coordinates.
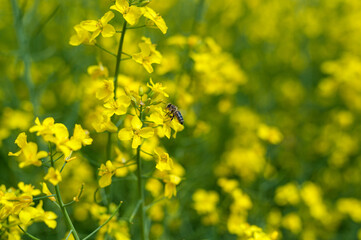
top-left (114, 21), bottom-right (128, 98)
top-left (95, 43), bottom-right (117, 57)
top-left (65, 230), bottom-right (73, 240)
top-left (49, 144), bottom-right (80, 240)
top-left (106, 20), bottom-right (128, 162)
top-left (127, 25), bottom-right (146, 29)
top-left (140, 149), bottom-right (153, 156)
top-left (82, 201), bottom-right (123, 240)
top-left (33, 194), bottom-right (56, 201)
top-left (136, 105), bottom-right (147, 240)
top-left (18, 225), bottom-right (41, 240)
top-left (128, 199), bottom-right (142, 223)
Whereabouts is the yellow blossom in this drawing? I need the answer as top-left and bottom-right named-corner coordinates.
top-left (18, 182), bottom-right (41, 196)
top-left (118, 115), bottom-right (154, 148)
top-left (96, 79), bottom-right (114, 102)
top-left (29, 117), bottom-right (55, 141)
top-left (147, 78), bottom-right (169, 98)
top-left (44, 167), bottom-right (62, 186)
top-left (41, 182), bottom-right (56, 202)
top-left (98, 160), bottom-right (116, 188)
top-left (154, 147), bottom-right (173, 171)
top-left (87, 63), bottom-right (109, 79)
top-left (110, 0), bottom-right (143, 25)
top-left (163, 174), bottom-right (181, 198)
top-left (66, 124), bottom-right (93, 151)
top-left (192, 189), bottom-right (219, 214)
top-left (80, 11), bottom-right (116, 42)
top-left (8, 132), bottom-right (28, 157)
top-left (142, 7), bottom-right (168, 34)
top-left (132, 37), bottom-right (162, 73)
top-left (103, 95), bottom-right (131, 117)
top-left (69, 24), bottom-right (94, 46)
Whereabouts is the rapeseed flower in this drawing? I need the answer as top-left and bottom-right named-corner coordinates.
top-left (142, 7), bottom-right (168, 34)
top-left (154, 148), bottom-right (173, 171)
top-left (80, 11), bottom-right (116, 42)
top-left (118, 115), bottom-right (154, 148)
top-left (98, 160), bottom-right (116, 188)
top-left (163, 174), bottom-right (181, 198)
top-left (110, 0), bottom-right (142, 25)
top-left (69, 24), bottom-right (94, 46)
top-left (44, 167), bottom-right (62, 186)
top-left (132, 37), bottom-right (162, 73)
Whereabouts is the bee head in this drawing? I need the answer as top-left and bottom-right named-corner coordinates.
top-left (166, 103), bottom-right (172, 109)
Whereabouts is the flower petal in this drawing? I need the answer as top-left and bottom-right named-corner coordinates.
top-left (118, 128), bottom-right (134, 140)
top-left (139, 127), bottom-right (154, 138)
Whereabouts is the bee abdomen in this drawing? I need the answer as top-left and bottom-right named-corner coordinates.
top-left (175, 111), bottom-right (184, 125)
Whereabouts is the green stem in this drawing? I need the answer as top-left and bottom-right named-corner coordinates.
top-left (136, 106), bottom-right (147, 240)
top-left (49, 144), bottom-right (80, 240)
top-left (33, 194), bottom-right (56, 201)
top-left (82, 201), bottom-right (123, 240)
top-left (18, 225), bottom-right (41, 240)
top-left (95, 43), bottom-right (116, 57)
top-left (106, 20), bottom-right (128, 162)
top-left (114, 20), bottom-right (128, 99)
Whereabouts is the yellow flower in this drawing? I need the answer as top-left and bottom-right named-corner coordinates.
top-left (147, 78), bottom-right (169, 98)
top-left (18, 182), bottom-right (41, 196)
top-left (8, 132), bottom-right (28, 156)
top-left (91, 107), bottom-right (118, 133)
top-left (142, 7), bottom-right (168, 34)
top-left (44, 167), bottom-right (62, 186)
top-left (118, 116), bottom-right (154, 148)
top-left (98, 160), bottom-right (116, 188)
top-left (87, 63), bottom-right (109, 79)
top-left (66, 124), bottom-right (93, 151)
top-left (69, 24), bottom-right (94, 46)
top-left (8, 133), bottom-right (48, 168)
top-left (132, 37), bottom-right (162, 73)
top-left (103, 95), bottom-right (131, 117)
top-left (154, 148), bottom-right (173, 171)
top-left (110, 0), bottom-right (143, 25)
top-left (41, 182), bottom-right (56, 202)
top-left (96, 79), bottom-right (114, 102)
top-left (80, 11), bottom-right (116, 42)
top-left (29, 117), bottom-right (55, 141)
top-left (192, 189), bottom-right (219, 214)
top-left (163, 174), bottom-right (181, 198)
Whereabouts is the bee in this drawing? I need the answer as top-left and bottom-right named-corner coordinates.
top-left (166, 103), bottom-right (184, 125)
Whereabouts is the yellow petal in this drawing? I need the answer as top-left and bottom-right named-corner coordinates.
top-left (101, 11), bottom-right (114, 24)
top-left (101, 24), bottom-right (116, 37)
top-left (124, 6), bottom-right (143, 25)
top-left (131, 116), bottom-right (143, 130)
top-left (19, 210), bottom-right (32, 224)
top-left (118, 128), bottom-right (134, 140)
top-left (99, 174), bottom-right (112, 188)
top-left (139, 127), bottom-right (154, 138)
top-left (132, 135), bottom-right (142, 148)
top-left (80, 20), bottom-right (99, 32)
top-left (15, 132), bottom-right (27, 148)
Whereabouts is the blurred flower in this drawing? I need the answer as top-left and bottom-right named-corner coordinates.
top-left (192, 189), bottom-right (219, 214)
top-left (163, 174), bottom-right (181, 198)
top-left (69, 24), bottom-right (94, 46)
